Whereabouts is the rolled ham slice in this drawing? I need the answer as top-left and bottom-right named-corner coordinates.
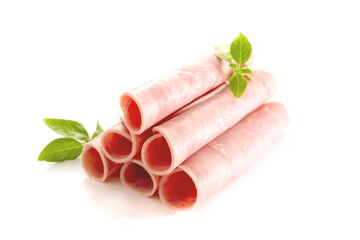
top-left (159, 102), bottom-right (290, 210)
top-left (101, 84), bottom-right (226, 164)
top-left (81, 134), bottom-right (123, 182)
top-left (142, 70), bottom-right (277, 175)
top-left (120, 53), bottom-right (233, 134)
top-left (120, 155), bottom-right (160, 197)
top-left (100, 121), bottom-right (152, 163)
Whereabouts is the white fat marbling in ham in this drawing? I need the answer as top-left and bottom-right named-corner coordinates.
top-left (142, 70), bottom-right (277, 175)
top-left (120, 155), bottom-right (160, 197)
top-left (81, 134), bottom-right (123, 182)
top-left (120, 53), bottom-right (233, 134)
top-left (158, 102), bottom-right (290, 210)
top-left (100, 120), bottom-right (152, 163)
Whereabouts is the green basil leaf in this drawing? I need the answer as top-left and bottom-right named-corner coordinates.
top-left (228, 73), bottom-right (248, 98)
top-left (91, 120), bottom-right (104, 139)
top-left (43, 119), bottom-right (90, 141)
top-left (230, 33), bottom-right (252, 65)
top-left (214, 45), bottom-right (231, 62)
top-left (38, 138), bottom-right (83, 162)
top-left (239, 67), bottom-right (252, 74)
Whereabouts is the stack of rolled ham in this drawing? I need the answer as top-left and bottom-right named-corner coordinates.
top-left (81, 53), bottom-right (290, 210)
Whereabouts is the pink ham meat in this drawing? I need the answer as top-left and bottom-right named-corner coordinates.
top-left (81, 133), bottom-right (123, 182)
top-left (120, 155), bottom-right (160, 197)
top-left (159, 102), bottom-right (290, 210)
top-left (142, 70), bottom-right (276, 175)
top-left (100, 120), bottom-right (152, 163)
top-left (120, 53), bottom-right (233, 134)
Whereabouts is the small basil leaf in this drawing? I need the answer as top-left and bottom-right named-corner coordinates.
top-left (214, 45), bottom-right (231, 62)
top-left (228, 73), bottom-right (248, 98)
top-left (38, 138), bottom-right (83, 162)
top-left (239, 67), bottom-right (252, 74)
top-left (91, 121), bottom-right (104, 139)
top-left (230, 33), bottom-right (252, 65)
top-left (43, 119), bottom-right (90, 141)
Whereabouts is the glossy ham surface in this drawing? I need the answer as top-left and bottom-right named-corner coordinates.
top-left (120, 53), bottom-right (233, 134)
top-left (81, 134), bottom-right (123, 182)
top-left (158, 102), bottom-right (290, 210)
top-left (142, 70), bottom-right (276, 175)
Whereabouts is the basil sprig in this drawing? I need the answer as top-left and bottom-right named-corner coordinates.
top-left (214, 32), bottom-right (252, 98)
top-left (38, 119), bottom-right (103, 162)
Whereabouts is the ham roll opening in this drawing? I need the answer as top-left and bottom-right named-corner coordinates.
top-left (120, 158), bottom-right (159, 197)
top-left (142, 134), bottom-right (173, 174)
top-left (102, 132), bottom-right (132, 160)
top-left (159, 169), bottom-right (198, 210)
top-left (81, 135), bottom-right (122, 182)
top-left (100, 121), bottom-right (153, 163)
top-left (120, 95), bottom-right (143, 133)
top-left (82, 147), bottom-right (105, 180)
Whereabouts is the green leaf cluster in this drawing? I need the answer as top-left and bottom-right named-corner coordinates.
top-left (214, 32), bottom-right (253, 98)
top-left (38, 119), bottom-right (104, 162)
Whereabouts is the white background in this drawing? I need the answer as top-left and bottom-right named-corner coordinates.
top-left (0, 0), bottom-right (359, 239)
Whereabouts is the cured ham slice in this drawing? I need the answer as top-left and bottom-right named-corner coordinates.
top-left (142, 70), bottom-right (276, 175)
top-left (120, 53), bottom-right (233, 134)
top-left (100, 121), bottom-right (152, 163)
top-left (158, 102), bottom-right (290, 210)
top-left (81, 134), bottom-right (123, 182)
top-left (120, 155), bottom-right (160, 197)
